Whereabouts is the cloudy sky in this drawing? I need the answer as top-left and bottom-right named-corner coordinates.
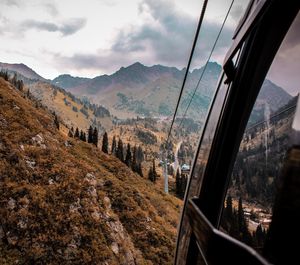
top-left (0, 0), bottom-right (298, 95)
top-left (0, 0), bottom-right (246, 76)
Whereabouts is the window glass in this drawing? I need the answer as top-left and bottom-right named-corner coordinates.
top-left (168, 0), bottom-right (250, 199)
top-left (175, 1), bottom-right (252, 262)
top-left (220, 12), bottom-right (299, 257)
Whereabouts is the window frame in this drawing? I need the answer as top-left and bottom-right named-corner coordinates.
top-left (175, 1), bottom-right (299, 264)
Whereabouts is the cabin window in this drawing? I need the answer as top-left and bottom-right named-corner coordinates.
top-left (219, 12), bottom-right (299, 259)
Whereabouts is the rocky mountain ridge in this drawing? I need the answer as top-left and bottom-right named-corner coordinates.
top-left (1, 61), bottom-right (292, 121)
top-left (0, 62), bottom-right (45, 81)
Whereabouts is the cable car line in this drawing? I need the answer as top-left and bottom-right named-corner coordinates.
top-left (165, 0), bottom-right (208, 148)
top-left (244, 103), bottom-right (297, 133)
top-left (176, 0), bottom-right (234, 133)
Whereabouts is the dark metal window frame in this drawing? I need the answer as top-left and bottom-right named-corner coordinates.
top-left (175, 1), bottom-right (299, 264)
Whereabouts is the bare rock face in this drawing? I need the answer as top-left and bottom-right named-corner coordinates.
top-left (103, 196), bottom-right (142, 265)
top-left (69, 198), bottom-right (81, 214)
top-left (7, 198), bottom-right (16, 210)
top-left (84, 173), bottom-right (97, 186)
top-left (111, 241), bottom-right (119, 255)
top-left (103, 196), bottom-right (111, 209)
top-left (31, 133), bottom-right (46, 149)
top-left (25, 158), bottom-right (36, 169)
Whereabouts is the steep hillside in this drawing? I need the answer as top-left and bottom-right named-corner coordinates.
top-left (0, 68), bottom-right (113, 133)
top-left (0, 62), bottom-right (45, 81)
top-left (0, 77), bottom-right (182, 264)
top-left (28, 81), bottom-right (113, 132)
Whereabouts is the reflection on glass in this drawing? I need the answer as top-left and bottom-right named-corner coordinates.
top-left (220, 13), bottom-right (299, 258)
top-left (176, 73), bottom-right (230, 264)
top-left (167, 0), bottom-right (250, 200)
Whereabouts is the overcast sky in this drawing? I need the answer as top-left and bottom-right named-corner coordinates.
top-left (0, 0), bottom-right (298, 95)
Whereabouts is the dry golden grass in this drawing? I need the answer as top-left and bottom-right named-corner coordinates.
top-left (29, 81), bottom-right (113, 132)
top-left (0, 77), bottom-right (182, 264)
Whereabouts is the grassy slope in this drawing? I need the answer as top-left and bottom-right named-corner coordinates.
top-left (29, 81), bottom-right (113, 131)
top-left (0, 78), bottom-right (182, 264)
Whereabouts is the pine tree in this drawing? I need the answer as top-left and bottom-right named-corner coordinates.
top-left (153, 159), bottom-right (157, 181)
top-left (225, 195), bottom-right (233, 222)
top-left (111, 135), bottom-right (116, 155)
top-left (125, 143), bottom-right (132, 167)
top-left (54, 113), bottom-right (59, 130)
top-left (180, 174), bottom-right (187, 198)
top-left (255, 224), bottom-right (265, 248)
top-left (74, 127), bottom-right (80, 138)
top-left (80, 130), bottom-right (84, 141)
top-left (137, 146), bottom-right (144, 163)
top-left (230, 209), bottom-right (240, 239)
top-left (238, 197), bottom-right (245, 232)
top-left (92, 127), bottom-right (98, 147)
top-left (136, 163), bottom-right (143, 177)
top-left (82, 132), bottom-right (87, 142)
top-left (0, 71), bottom-right (9, 81)
top-left (16, 80), bottom-right (24, 91)
top-left (11, 73), bottom-right (17, 87)
top-left (148, 160), bottom-right (157, 183)
top-left (88, 126), bottom-right (93, 143)
top-left (102, 132), bottom-right (109, 154)
top-left (175, 169), bottom-right (181, 196)
top-left (148, 167), bottom-right (154, 182)
top-left (116, 138), bottom-right (124, 162)
top-left (238, 197), bottom-right (253, 245)
top-left (131, 146), bottom-right (137, 172)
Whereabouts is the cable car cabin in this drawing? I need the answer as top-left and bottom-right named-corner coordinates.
top-left (181, 164), bottom-right (191, 174)
top-left (175, 1), bottom-right (299, 264)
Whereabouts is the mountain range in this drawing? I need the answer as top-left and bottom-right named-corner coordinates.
top-left (0, 61), bottom-right (293, 122)
top-left (52, 62), bottom-right (222, 119)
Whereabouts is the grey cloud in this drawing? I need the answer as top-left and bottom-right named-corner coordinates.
top-left (1, 0), bottom-right (19, 7)
top-left (23, 20), bottom-right (59, 32)
top-left (22, 18), bottom-right (86, 36)
top-left (53, 0), bottom-right (235, 74)
top-left (44, 3), bottom-right (59, 17)
top-left (60, 18), bottom-right (87, 36)
top-left (55, 52), bottom-right (132, 74)
top-left (0, 13), bottom-right (10, 34)
top-left (111, 0), bottom-right (196, 65)
top-left (111, 0), bottom-right (233, 67)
